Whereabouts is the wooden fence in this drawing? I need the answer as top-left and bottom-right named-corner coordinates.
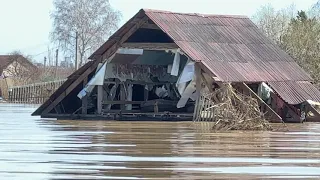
top-left (7, 79), bottom-right (66, 104)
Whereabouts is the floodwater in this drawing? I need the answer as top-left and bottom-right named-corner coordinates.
top-left (1, 104), bottom-right (320, 180)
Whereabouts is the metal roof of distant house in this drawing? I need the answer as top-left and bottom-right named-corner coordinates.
top-left (0, 55), bottom-right (37, 74)
top-left (90, 9), bottom-right (311, 82)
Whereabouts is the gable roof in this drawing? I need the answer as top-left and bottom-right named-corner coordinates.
top-left (90, 9), bottom-right (311, 82)
top-left (0, 55), bottom-right (37, 74)
top-left (33, 9), bottom-right (319, 116)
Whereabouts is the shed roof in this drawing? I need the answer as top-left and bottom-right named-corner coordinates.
top-left (90, 9), bottom-right (311, 82)
top-left (268, 81), bottom-right (320, 105)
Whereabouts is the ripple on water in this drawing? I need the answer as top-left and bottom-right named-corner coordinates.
top-left (1, 103), bottom-right (320, 179)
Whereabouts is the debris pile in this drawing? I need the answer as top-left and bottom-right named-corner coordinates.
top-left (197, 84), bottom-right (272, 131)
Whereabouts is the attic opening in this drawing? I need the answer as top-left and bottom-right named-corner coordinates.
top-left (125, 19), bottom-right (173, 43)
top-left (126, 28), bottom-right (174, 43)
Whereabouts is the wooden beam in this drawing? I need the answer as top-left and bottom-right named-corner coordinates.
top-left (239, 83), bottom-right (282, 122)
top-left (104, 80), bottom-right (171, 86)
top-left (42, 60), bottom-right (100, 114)
top-left (193, 63), bottom-right (202, 121)
top-left (144, 85), bottom-right (149, 101)
top-left (141, 23), bottom-right (160, 30)
top-left (81, 76), bottom-right (88, 115)
top-left (121, 43), bottom-right (178, 50)
top-left (97, 85), bottom-right (103, 114)
top-left (41, 16), bottom-right (148, 115)
top-left (103, 100), bottom-right (145, 105)
top-left (101, 16), bottom-right (149, 61)
top-left (120, 84), bottom-right (126, 110)
top-left (104, 110), bottom-right (141, 113)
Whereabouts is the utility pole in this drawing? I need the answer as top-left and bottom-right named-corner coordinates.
top-left (75, 32), bottom-right (78, 71)
top-left (55, 49), bottom-right (59, 79)
top-left (44, 56), bottom-right (47, 70)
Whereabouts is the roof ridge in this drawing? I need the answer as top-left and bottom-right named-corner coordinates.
top-left (142, 8), bottom-right (248, 19)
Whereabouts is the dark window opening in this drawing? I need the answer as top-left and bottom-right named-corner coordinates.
top-left (126, 28), bottom-right (174, 43)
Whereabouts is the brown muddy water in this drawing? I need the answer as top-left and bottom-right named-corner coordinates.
top-left (1, 104), bottom-right (320, 180)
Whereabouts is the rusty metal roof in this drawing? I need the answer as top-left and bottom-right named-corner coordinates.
top-left (89, 9), bottom-right (312, 82)
top-left (143, 9), bottom-right (311, 82)
top-left (268, 81), bottom-right (320, 105)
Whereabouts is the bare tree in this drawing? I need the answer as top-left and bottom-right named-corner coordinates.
top-left (51, 0), bottom-right (121, 68)
top-left (253, 3), bottom-right (320, 86)
top-left (252, 4), bottom-right (296, 45)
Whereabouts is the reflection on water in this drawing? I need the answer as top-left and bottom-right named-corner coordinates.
top-left (1, 103), bottom-right (320, 179)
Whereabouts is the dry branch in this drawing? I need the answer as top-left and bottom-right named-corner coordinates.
top-left (196, 84), bottom-right (272, 131)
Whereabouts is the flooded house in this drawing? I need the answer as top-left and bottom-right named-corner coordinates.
top-left (32, 9), bottom-right (320, 122)
top-left (0, 54), bottom-right (38, 99)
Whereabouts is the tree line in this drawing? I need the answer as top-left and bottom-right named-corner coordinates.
top-left (252, 2), bottom-right (320, 86)
top-left (7, 1), bottom-right (320, 87)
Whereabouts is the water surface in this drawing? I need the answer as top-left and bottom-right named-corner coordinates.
top-left (1, 103), bottom-right (320, 179)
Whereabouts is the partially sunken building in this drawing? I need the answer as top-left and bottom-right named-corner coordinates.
top-left (33, 9), bottom-right (320, 122)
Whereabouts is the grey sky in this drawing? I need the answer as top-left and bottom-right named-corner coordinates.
top-left (0, 0), bottom-right (317, 63)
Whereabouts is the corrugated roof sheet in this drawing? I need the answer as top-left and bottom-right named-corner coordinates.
top-left (268, 81), bottom-right (320, 105)
top-left (143, 9), bottom-right (311, 82)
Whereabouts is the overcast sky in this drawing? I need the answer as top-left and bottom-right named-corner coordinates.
top-left (0, 0), bottom-right (317, 63)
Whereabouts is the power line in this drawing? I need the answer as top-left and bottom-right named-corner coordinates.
top-left (30, 46), bottom-right (59, 57)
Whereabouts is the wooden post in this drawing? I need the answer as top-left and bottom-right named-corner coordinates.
top-left (40, 85), bottom-right (43, 104)
top-left (37, 85), bottom-right (40, 104)
top-left (97, 85), bottom-right (103, 114)
top-left (144, 85), bottom-right (149, 101)
top-left (82, 77), bottom-right (88, 115)
top-left (17, 87), bottom-right (20, 103)
top-left (13, 88), bottom-right (16, 102)
top-left (25, 86), bottom-right (28, 103)
top-left (193, 64), bottom-right (202, 121)
top-left (26, 86), bottom-right (28, 103)
top-left (126, 83), bottom-right (133, 110)
top-left (120, 84), bottom-right (126, 110)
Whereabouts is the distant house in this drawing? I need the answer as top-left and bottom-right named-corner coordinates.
top-left (0, 54), bottom-right (37, 98)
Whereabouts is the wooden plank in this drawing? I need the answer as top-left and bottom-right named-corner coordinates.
top-left (97, 85), bottom-right (103, 114)
top-left (121, 43), bottom-right (178, 50)
top-left (104, 110), bottom-right (141, 113)
top-left (120, 84), bottom-right (126, 110)
top-left (126, 83), bottom-right (133, 110)
top-left (105, 83), bottom-right (119, 111)
top-left (193, 63), bottom-right (202, 121)
top-left (41, 16), bottom-right (149, 115)
top-left (140, 23), bottom-right (160, 30)
top-left (81, 76), bottom-right (88, 115)
top-left (101, 16), bottom-right (149, 61)
top-left (144, 85), bottom-right (149, 101)
top-left (103, 100), bottom-right (145, 105)
top-left (104, 80), bottom-right (171, 86)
